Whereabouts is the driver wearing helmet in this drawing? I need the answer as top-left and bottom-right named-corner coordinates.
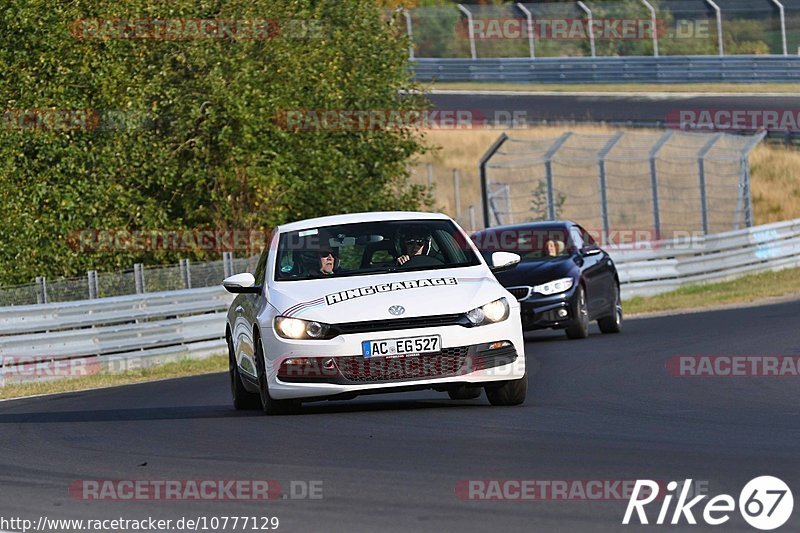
top-left (397, 227), bottom-right (432, 266)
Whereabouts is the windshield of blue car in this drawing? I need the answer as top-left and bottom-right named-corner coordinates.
top-left (472, 227), bottom-right (572, 263)
top-left (274, 219), bottom-right (481, 281)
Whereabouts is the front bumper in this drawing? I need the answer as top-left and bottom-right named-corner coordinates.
top-left (261, 317), bottom-right (526, 400)
top-left (514, 284), bottom-right (579, 330)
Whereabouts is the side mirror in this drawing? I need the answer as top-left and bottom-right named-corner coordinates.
top-left (223, 273), bottom-right (262, 294)
top-left (490, 251), bottom-right (521, 272)
top-left (582, 246), bottom-right (602, 256)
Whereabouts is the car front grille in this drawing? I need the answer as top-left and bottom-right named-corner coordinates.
top-left (332, 314), bottom-right (468, 335)
top-left (336, 346), bottom-right (470, 383)
top-left (507, 286), bottom-right (532, 301)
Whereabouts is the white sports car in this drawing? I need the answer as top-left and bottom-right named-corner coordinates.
top-left (223, 211), bottom-right (527, 414)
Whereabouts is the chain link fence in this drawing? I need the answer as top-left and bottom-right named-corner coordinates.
top-left (480, 130), bottom-right (765, 242)
top-left (0, 253), bottom-right (260, 307)
top-left (404, 1), bottom-right (800, 58)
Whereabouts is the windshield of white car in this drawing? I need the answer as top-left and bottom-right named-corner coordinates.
top-left (274, 219), bottom-right (480, 281)
top-left (472, 226), bottom-right (573, 263)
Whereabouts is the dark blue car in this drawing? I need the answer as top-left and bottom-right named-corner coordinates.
top-left (472, 221), bottom-right (622, 339)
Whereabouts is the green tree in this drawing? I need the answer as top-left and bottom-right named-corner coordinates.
top-left (0, 0), bottom-right (430, 285)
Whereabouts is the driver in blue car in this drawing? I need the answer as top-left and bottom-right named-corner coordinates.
top-left (397, 228), bottom-right (432, 266)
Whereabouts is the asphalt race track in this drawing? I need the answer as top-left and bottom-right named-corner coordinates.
top-left (1, 299), bottom-right (799, 532)
top-left (427, 91), bottom-right (800, 129)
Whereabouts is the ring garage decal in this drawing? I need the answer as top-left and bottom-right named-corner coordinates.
top-left (283, 276), bottom-right (481, 316)
top-left (325, 277), bottom-right (457, 305)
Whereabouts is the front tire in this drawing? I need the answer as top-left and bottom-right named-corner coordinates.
top-left (485, 374), bottom-right (527, 406)
top-left (229, 336), bottom-right (259, 410)
top-left (565, 285), bottom-right (590, 339)
top-left (255, 337), bottom-right (298, 415)
top-left (598, 285), bottom-right (622, 334)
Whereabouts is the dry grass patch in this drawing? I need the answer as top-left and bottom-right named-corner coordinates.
top-left (413, 126), bottom-right (800, 227)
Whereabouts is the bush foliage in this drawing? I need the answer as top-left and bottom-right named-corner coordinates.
top-left (0, 0), bottom-right (429, 284)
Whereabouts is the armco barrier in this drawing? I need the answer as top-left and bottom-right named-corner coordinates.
top-left (0, 286), bottom-right (232, 387)
top-left (412, 56), bottom-right (800, 83)
top-left (609, 218), bottom-right (800, 299)
top-left (2, 218), bottom-right (800, 386)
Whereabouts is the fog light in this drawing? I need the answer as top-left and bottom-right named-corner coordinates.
top-left (557, 308), bottom-right (568, 318)
top-left (489, 341), bottom-right (511, 350)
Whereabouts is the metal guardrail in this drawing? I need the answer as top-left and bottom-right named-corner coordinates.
top-left (412, 56), bottom-right (800, 83)
top-left (609, 217), bottom-right (800, 298)
top-left (0, 286), bottom-right (232, 387)
top-left (2, 217), bottom-right (800, 386)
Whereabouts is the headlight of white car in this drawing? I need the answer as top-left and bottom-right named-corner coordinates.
top-left (466, 297), bottom-right (510, 326)
top-left (533, 277), bottom-right (574, 296)
top-left (274, 316), bottom-right (331, 340)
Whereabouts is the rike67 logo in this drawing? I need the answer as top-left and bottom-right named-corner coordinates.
top-left (623, 477), bottom-right (793, 530)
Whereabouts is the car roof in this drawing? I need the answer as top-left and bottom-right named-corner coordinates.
top-left (277, 211), bottom-right (452, 233)
top-left (473, 220), bottom-right (574, 234)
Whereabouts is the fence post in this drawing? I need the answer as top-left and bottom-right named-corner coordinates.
top-left (134, 263), bottom-right (145, 294)
top-left (648, 131), bottom-right (673, 239)
top-left (479, 133), bottom-right (509, 228)
top-left (35, 276), bottom-right (48, 304)
top-left (543, 132), bottom-right (572, 220)
top-left (402, 8), bottom-right (415, 60)
top-left (704, 0), bottom-right (724, 56)
top-left (223, 251), bottom-right (233, 278)
top-left (179, 258), bottom-right (192, 289)
top-left (770, 0), bottom-right (788, 55)
top-left (597, 132), bottom-right (624, 243)
top-left (453, 169), bottom-right (461, 220)
top-left (516, 3), bottom-right (535, 58)
top-left (697, 133), bottom-right (722, 235)
top-left (469, 205), bottom-right (476, 232)
top-left (457, 4), bottom-right (477, 59)
top-left (735, 131), bottom-right (767, 229)
top-left (577, 1), bottom-right (596, 58)
top-left (640, 0), bottom-right (659, 57)
top-left (87, 270), bottom-right (98, 299)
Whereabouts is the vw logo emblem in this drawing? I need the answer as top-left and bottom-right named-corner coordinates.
top-left (388, 305), bottom-right (405, 316)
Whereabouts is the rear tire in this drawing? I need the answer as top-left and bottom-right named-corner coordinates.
top-left (565, 285), bottom-right (589, 340)
top-left (255, 337), bottom-right (299, 415)
top-left (485, 374), bottom-right (527, 406)
top-left (598, 285), bottom-right (622, 334)
top-left (447, 386), bottom-right (483, 400)
top-left (229, 336), bottom-right (259, 410)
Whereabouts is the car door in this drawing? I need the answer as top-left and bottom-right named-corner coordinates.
top-left (571, 225), bottom-right (603, 317)
top-left (577, 225), bottom-right (615, 316)
top-left (234, 248), bottom-right (269, 378)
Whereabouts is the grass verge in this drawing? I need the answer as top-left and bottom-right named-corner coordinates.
top-left (0, 354), bottom-right (227, 400)
top-left (429, 82), bottom-right (800, 93)
top-left (624, 267), bottom-right (800, 315)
